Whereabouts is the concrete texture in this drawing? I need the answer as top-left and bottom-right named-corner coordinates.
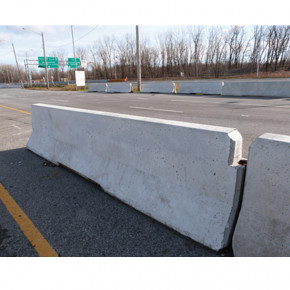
top-left (178, 82), bottom-right (224, 95)
top-left (3, 88), bottom-right (290, 159)
top-left (222, 80), bottom-right (290, 97)
top-left (141, 82), bottom-right (176, 94)
top-left (233, 133), bottom-right (290, 256)
top-left (0, 148), bottom-right (233, 257)
top-left (88, 83), bottom-right (108, 93)
top-left (107, 83), bottom-right (132, 93)
top-left (27, 104), bottom-right (245, 251)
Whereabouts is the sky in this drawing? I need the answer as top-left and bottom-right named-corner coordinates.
top-left (1, 0), bottom-right (289, 68)
top-left (0, 25), bottom-right (183, 66)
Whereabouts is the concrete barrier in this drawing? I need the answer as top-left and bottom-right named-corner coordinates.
top-left (107, 83), bottom-right (132, 93)
top-left (141, 82), bottom-right (176, 94)
top-left (233, 133), bottom-right (290, 256)
top-left (222, 80), bottom-right (290, 97)
top-left (27, 104), bottom-right (245, 251)
top-left (178, 82), bottom-right (224, 95)
top-left (88, 83), bottom-right (108, 93)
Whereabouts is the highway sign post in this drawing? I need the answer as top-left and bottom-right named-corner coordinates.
top-left (38, 57), bottom-right (59, 68)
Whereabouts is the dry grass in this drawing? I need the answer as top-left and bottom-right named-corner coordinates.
top-left (26, 85), bottom-right (88, 91)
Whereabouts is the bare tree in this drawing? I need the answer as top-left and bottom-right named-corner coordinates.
top-left (188, 26), bottom-right (205, 77)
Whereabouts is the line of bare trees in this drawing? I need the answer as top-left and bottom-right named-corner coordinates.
top-left (85, 25), bottom-right (290, 79)
top-left (0, 64), bottom-right (21, 83)
top-left (1, 25), bottom-right (290, 83)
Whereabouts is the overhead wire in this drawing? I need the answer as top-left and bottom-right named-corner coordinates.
top-left (74, 26), bottom-right (99, 42)
top-left (45, 26), bottom-right (99, 49)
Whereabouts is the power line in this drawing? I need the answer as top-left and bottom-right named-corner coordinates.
top-left (75, 26), bottom-right (99, 42)
top-left (45, 26), bottom-right (99, 49)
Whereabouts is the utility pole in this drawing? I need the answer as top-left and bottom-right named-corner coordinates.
top-left (25, 56), bottom-right (31, 87)
top-left (22, 27), bottom-right (49, 88)
top-left (136, 25), bottom-right (141, 92)
top-left (71, 25), bottom-right (77, 90)
top-left (12, 43), bottom-right (24, 88)
top-left (42, 32), bottom-right (49, 89)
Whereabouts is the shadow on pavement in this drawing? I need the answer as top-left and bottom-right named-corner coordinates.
top-left (0, 147), bottom-right (233, 257)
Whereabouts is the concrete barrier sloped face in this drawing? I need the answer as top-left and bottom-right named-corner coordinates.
top-left (178, 82), bottom-right (224, 95)
top-left (141, 82), bottom-right (176, 94)
top-left (222, 80), bottom-right (290, 97)
top-left (88, 83), bottom-right (108, 93)
top-left (107, 83), bottom-right (132, 93)
top-left (27, 104), bottom-right (244, 251)
top-left (233, 133), bottom-right (290, 256)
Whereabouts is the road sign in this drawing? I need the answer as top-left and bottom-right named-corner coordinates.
top-left (75, 71), bottom-right (85, 87)
top-left (68, 58), bottom-right (80, 68)
top-left (38, 57), bottom-right (59, 68)
top-left (80, 59), bottom-right (87, 68)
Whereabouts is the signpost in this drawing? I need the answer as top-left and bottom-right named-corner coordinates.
top-left (38, 57), bottom-right (58, 68)
top-left (68, 58), bottom-right (80, 68)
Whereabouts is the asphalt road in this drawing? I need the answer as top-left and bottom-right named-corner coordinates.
top-left (1, 88), bottom-right (290, 257)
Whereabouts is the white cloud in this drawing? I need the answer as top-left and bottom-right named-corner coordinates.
top-left (0, 33), bottom-right (11, 43)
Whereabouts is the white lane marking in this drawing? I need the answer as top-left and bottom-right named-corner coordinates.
top-left (138, 97), bottom-right (148, 100)
top-left (12, 124), bottom-right (21, 130)
top-left (241, 114), bottom-right (249, 117)
top-left (13, 130), bottom-right (31, 136)
top-left (129, 106), bottom-right (183, 113)
top-left (51, 99), bottom-right (69, 102)
top-left (171, 99), bottom-right (221, 104)
top-left (171, 99), bottom-right (290, 108)
top-left (235, 103), bottom-right (268, 107)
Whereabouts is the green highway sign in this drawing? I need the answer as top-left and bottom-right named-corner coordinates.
top-left (38, 57), bottom-right (59, 68)
top-left (68, 58), bottom-right (81, 68)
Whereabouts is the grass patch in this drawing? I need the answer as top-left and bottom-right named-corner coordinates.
top-left (26, 84), bottom-right (88, 91)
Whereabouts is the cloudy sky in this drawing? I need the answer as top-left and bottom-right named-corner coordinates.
top-left (0, 25), bottom-right (175, 65)
top-left (0, 0), bottom-right (288, 67)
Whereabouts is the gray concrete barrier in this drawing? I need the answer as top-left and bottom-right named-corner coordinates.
top-left (88, 83), bottom-right (108, 93)
top-left (107, 83), bottom-right (132, 93)
top-left (178, 82), bottom-right (224, 95)
top-left (222, 80), bottom-right (290, 97)
top-left (27, 104), bottom-right (245, 251)
top-left (141, 82), bottom-right (176, 94)
top-left (233, 133), bottom-right (290, 256)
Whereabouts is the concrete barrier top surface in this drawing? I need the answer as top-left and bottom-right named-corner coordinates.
top-left (27, 103), bottom-right (244, 251)
top-left (28, 103), bottom-right (239, 134)
top-left (233, 133), bottom-right (290, 256)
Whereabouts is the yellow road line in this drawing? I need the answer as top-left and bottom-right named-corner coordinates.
top-left (0, 104), bottom-right (31, 115)
top-left (0, 183), bottom-right (58, 257)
